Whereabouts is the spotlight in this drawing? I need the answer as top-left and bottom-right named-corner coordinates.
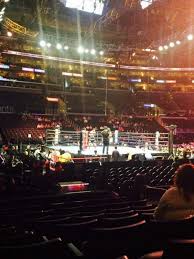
top-left (39, 40), bottom-right (46, 47)
top-left (0, 9), bottom-right (5, 15)
top-left (152, 55), bottom-right (158, 60)
top-left (99, 50), bottom-right (104, 56)
top-left (169, 42), bottom-right (175, 48)
top-left (56, 43), bottom-right (62, 49)
top-left (64, 45), bottom-right (69, 50)
top-left (91, 49), bottom-right (96, 55)
top-left (77, 46), bottom-right (84, 53)
top-left (176, 40), bottom-right (181, 45)
top-left (0, 7), bottom-right (5, 13)
top-left (187, 34), bottom-right (193, 41)
top-left (46, 42), bottom-right (51, 48)
top-left (158, 46), bottom-right (163, 51)
top-left (7, 31), bottom-right (12, 37)
top-left (84, 49), bottom-right (89, 53)
top-left (4, 0), bottom-right (10, 2)
top-left (164, 45), bottom-right (168, 50)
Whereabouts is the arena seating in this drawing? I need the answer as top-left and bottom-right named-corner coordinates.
top-left (1, 189), bottom-right (194, 258)
top-left (77, 160), bottom-right (176, 193)
top-left (62, 115), bottom-right (165, 132)
top-left (2, 128), bottom-right (45, 144)
top-left (3, 160), bottom-right (177, 200)
top-left (0, 113), bottom-right (166, 144)
top-left (162, 117), bottom-right (194, 132)
top-left (0, 114), bottom-right (80, 143)
top-left (3, 0), bottom-right (194, 257)
top-left (0, 149), bottom-right (192, 258)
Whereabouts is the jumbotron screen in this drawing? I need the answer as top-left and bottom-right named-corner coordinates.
top-left (62, 0), bottom-right (104, 15)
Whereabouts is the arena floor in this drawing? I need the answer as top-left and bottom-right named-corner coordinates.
top-left (47, 144), bottom-right (165, 158)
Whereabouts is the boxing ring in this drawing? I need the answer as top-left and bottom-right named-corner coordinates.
top-left (46, 129), bottom-right (170, 156)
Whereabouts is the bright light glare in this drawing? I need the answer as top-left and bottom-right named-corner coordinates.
top-left (169, 42), bottom-right (175, 48)
top-left (56, 43), bottom-right (62, 49)
top-left (158, 46), bottom-right (163, 51)
top-left (187, 34), bottom-right (193, 41)
top-left (152, 55), bottom-right (158, 60)
top-left (140, 0), bottom-right (153, 9)
top-left (99, 50), bottom-right (104, 56)
top-left (7, 31), bottom-right (12, 37)
top-left (176, 40), bottom-right (181, 45)
top-left (0, 9), bottom-right (5, 15)
top-left (164, 45), bottom-right (168, 50)
top-left (85, 49), bottom-right (89, 53)
top-left (77, 46), bottom-right (84, 53)
top-left (91, 49), bottom-right (96, 55)
top-left (47, 42), bottom-right (51, 48)
top-left (65, 0), bottom-right (104, 15)
top-left (39, 40), bottom-right (46, 47)
top-left (64, 45), bottom-right (69, 50)
top-left (4, 0), bottom-right (10, 2)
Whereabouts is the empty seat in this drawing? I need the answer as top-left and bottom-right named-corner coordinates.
top-left (100, 213), bottom-right (140, 227)
top-left (140, 239), bottom-right (194, 259)
top-left (85, 220), bottom-right (147, 258)
top-left (0, 238), bottom-right (66, 259)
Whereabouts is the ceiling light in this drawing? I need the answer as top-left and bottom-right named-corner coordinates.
top-left (77, 46), bottom-right (84, 53)
top-left (39, 40), bottom-right (46, 47)
top-left (91, 49), bottom-right (96, 55)
top-left (56, 43), bottom-right (62, 49)
top-left (169, 42), bottom-right (175, 48)
top-left (187, 34), bottom-right (193, 41)
top-left (7, 31), bottom-right (12, 37)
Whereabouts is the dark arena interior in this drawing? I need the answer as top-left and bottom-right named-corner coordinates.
top-left (2, 0), bottom-right (194, 258)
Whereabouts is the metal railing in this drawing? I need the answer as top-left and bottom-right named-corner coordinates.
top-left (46, 129), bottom-right (169, 150)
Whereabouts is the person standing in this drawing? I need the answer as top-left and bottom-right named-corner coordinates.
top-left (101, 126), bottom-right (111, 155)
top-left (111, 146), bottom-right (120, 161)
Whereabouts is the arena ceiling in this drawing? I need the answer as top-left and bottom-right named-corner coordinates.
top-left (3, 0), bottom-right (194, 66)
top-left (5, 0), bottom-right (194, 44)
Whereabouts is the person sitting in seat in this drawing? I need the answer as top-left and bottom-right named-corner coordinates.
top-left (154, 164), bottom-right (194, 221)
top-left (59, 150), bottom-right (73, 163)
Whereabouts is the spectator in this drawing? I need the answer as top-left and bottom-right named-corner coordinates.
top-left (154, 164), bottom-right (194, 221)
top-left (101, 126), bottom-right (111, 155)
top-left (111, 146), bottom-right (120, 161)
top-left (59, 151), bottom-right (73, 163)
